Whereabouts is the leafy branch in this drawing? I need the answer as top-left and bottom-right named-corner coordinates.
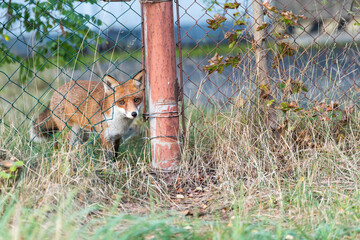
top-left (0, 0), bottom-right (104, 82)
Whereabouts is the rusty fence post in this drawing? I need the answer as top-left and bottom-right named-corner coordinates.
top-left (143, 0), bottom-right (181, 171)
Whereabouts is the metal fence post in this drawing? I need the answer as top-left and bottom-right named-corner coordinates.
top-left (143, 0), bottom-right (181, 171)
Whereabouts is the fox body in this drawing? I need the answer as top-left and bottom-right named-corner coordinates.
top-left (30, 71), bottom-right (144, 159)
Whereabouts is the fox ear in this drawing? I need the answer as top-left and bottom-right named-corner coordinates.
top-left (132, 70), bottom-right (144, 89)
top-left (103, 75), bottom-right (119, 94)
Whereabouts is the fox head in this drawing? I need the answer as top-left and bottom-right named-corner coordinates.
top-left (103, 70), bottom-right (144, 119)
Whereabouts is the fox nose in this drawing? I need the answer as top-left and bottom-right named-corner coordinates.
top-left (131, 112), bottom-right (137, 118)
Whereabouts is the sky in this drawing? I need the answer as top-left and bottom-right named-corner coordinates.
top-left (76, 0), bottom-right (213, 28)
top-left (75, 0), bottom-right (250, 28)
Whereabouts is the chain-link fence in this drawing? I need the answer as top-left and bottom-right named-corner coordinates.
top-left (176, 0), bottom-right (360, 138)
top-left (1, 0), bottom-right (360, 159)
top-left (0, 1), bottom-right (144, 156)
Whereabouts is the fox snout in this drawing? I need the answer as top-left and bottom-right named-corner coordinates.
top-left (123, 109), bottom-right (139, 119)
top-left (116, 104), bottom-right (141, 120)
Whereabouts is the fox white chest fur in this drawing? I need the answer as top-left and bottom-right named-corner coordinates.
top-left (104, 105), bottom-right (135, 141)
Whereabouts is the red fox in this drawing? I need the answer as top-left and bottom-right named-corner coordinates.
top-left (30, 71), bottom-right (144, 159)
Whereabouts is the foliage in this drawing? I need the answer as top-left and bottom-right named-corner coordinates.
top-left (203, 0), bottom-right (304, 75)
top-left (206, 13), bottom-right (227, 31)
top-left (202, 0), bottom-right (355, 142)
top-left (0, 0), bottom-right (104, 82)
top-left (0, 160), bottom-right (23, 180)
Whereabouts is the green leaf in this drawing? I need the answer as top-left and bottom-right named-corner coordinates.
top-left (282, 18), bottom-right (294, 25)
top-left (292, 86), bottom-right (300, 93)
top-left (256, 23), bottom-right (268, 31)
top-left (14, 161), bottom-right (24, 167)
top-left (235, 29), bottom-right (243, 36)
top-left (217, 65), bottom-right (225, 74)
top-left (278, 83), bottom-right (286, 90)
top-left (259, 85), bottom-right (269, 91)
top-left (35, 31), bottom-right (41, 40)
top-left (224, 2), bottom-right (240, 9)
top-left (0, 172), bottom-right (11, 179)
top-left (280, 102), bottom-right (289, 108)
top-left (234, 20), bottom-right (246, 26)
top-left (3, 35), bottom-right (10, 41)
top-left (224, 56), bottom-right (240, 68)
top-left (273, 32), bottom-right (281, 38)
top-left (267, 99), bottom-right (275, 106)
top-left (206, 15), bottom-right (227, 31)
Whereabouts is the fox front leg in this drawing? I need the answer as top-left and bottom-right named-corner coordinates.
top-left (100, 135), bottom-right (116, 161)
top-left (113, 138), bottom-right (121, 158)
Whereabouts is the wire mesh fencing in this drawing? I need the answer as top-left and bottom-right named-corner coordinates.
top-left (1, 0), bottom-right (360, 159)
top-left (0, 0), bottom-right (144, 157)
top-left (175, 0), bottom-right (360, 139)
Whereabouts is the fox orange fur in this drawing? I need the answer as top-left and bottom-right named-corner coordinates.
top-left (30, 71), bottom-right (144, 159)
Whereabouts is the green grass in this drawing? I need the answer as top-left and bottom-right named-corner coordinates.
top-left (1, 185), bottom-right (360, 239)
top-left (77, 43), bottom-right (253, 66)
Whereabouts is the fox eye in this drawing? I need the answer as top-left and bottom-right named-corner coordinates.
top-left (134, 98), bottom-right (141, 103)
top-left (118, 100), bottom-right (125, 105)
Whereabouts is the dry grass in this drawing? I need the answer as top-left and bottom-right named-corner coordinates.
top-left (1, 101), bottom-right (360, 238)
top-left (1, 48), bottom-right (360, 238)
